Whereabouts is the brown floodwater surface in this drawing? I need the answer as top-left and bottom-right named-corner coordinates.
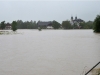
top-left (0, 29), bottom-right (100, 75)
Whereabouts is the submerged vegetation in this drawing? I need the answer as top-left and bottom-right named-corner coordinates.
top-left (0, 31), bottom-right (20, 35)
top-left (38, 27), bottom-right (42, 31)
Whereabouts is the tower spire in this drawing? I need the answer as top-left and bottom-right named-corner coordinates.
top-left (75, 14), bottom-right (77, 20)
top-left (71, 14), bottom-right (73, 20)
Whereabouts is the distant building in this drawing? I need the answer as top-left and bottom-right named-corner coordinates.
top-left (37, 21), bottom-right (53, 29)
top-left (5, 23), bottom-right (12, 29)
top-left (70, 16), bottom-right (84, 28)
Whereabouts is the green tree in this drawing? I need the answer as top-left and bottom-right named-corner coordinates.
top-left (79, 22), bottom-right (86, 29)
top-left (16, 20), bottom-right (38, 29)
top-left (62, 20), bottom-right (72, 29)
top-left (93, 15), bottom-right (100, 32)
top-left (33, 21), bottom-right (38, 29)
top-left (73, 23), bottom-right (79, 29)
top-left (12, 21), bottom-right (17, 31)
top-left (1, 21), bottom-right (6, 29)
top-left (52, 20), bottom-right (61, 29)
top-left (86, 21), bottom-right (93, 29)
top-left (79, 21), bottom-right (93, 29)
top-left (17, 20), bottom-right (23, 29)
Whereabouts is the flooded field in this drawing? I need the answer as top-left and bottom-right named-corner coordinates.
top-left (0, 29), bottom-right (100, 75)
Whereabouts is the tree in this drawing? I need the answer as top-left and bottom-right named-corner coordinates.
top-left (16, 20), bottom-right (38, 29)
top-left (79, 21), bottom-right (93, 29)
top-left (62, 20), bottom-right (72, 29)
top-left (86, 21), bottom-right (93, 29)
top-left (93, 15), bottom-right (100, 32)
top-left (52, 20), bottom-right (61, 29)
top-left (1, 21), bottom-right (6, 29)
top-left (73, 23), bottom-right (79, 29)
top-left (17, 20), bottom-right (23, 29)
top-left (12, 21), bottom-right (17, 31)
top-left (79, 22), bottom-right (85, 29)
top-left (33, 21), bottom-right (38, 29)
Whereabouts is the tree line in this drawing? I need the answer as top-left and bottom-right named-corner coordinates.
top-left (0, 14), bottom-right (100, 32)
top-left (17, 20), bottom-right (38, 29)
top-left (0, 20), bottom-right (94, 29)
top-left (16, 20), bottom-right (94, 29)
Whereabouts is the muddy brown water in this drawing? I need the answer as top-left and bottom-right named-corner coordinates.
top-left (0, 29), bottom-right (100, 75)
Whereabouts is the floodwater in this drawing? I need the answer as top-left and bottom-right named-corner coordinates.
top-left (0, 29), bottom-right (100, 75)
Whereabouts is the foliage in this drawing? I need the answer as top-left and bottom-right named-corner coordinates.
top-left (0, 19), bottom-right (94, 30)
top-left (62, 20), bottom-right (72, 29)
top-left (86, 21), bottom-right (93, 29)
top-left (52, 20), bottom-right (61, 29)
top-left (93, 15), bottom-right (100, 32)
top-left (62, 20), bottom-right (93, 29)
top-left (79, 22), bottom-right (85, 29)
top-left (12, 21), bottom-right (17, 31)
top-left (79, 21), bottom-right (93, 29)
top-left (1, 21), bottom-right (6, 29)
top-left (73, 23), bottom-right (79, 29)
top-left (17, 20), bottom-right (38, 29)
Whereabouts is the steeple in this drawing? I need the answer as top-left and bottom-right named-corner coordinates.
top-left (75, 16), bottom-right (77, 20)
top-left (75, 14), bottom-right (77, 20)
top-left (71, 16), bottom-right (73, 20)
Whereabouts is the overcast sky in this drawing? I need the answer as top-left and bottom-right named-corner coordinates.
top-left (0, 0), bottom-right (100, 23)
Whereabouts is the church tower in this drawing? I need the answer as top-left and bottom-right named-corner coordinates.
top-left (75, 16), bottom-right (77, 20)
top-left (71, 16), bottom-right (73, 21)
top-left (70, 16), bottom-right (74, 25)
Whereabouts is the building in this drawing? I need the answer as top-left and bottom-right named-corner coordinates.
top-left (5, 23), bottom-right (12, 29)
top-left (37, 21), bottom-right (53, 29)
top-left (70, 16), bottom-right (84, 28)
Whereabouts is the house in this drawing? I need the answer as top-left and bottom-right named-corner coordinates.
top-left (5, 23), bottom-right (12, 29)
top-left (37, 21), bottom-right (53, 29)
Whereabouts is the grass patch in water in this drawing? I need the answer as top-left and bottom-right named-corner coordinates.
top-left (0, 31), bottom-right (18, 35)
